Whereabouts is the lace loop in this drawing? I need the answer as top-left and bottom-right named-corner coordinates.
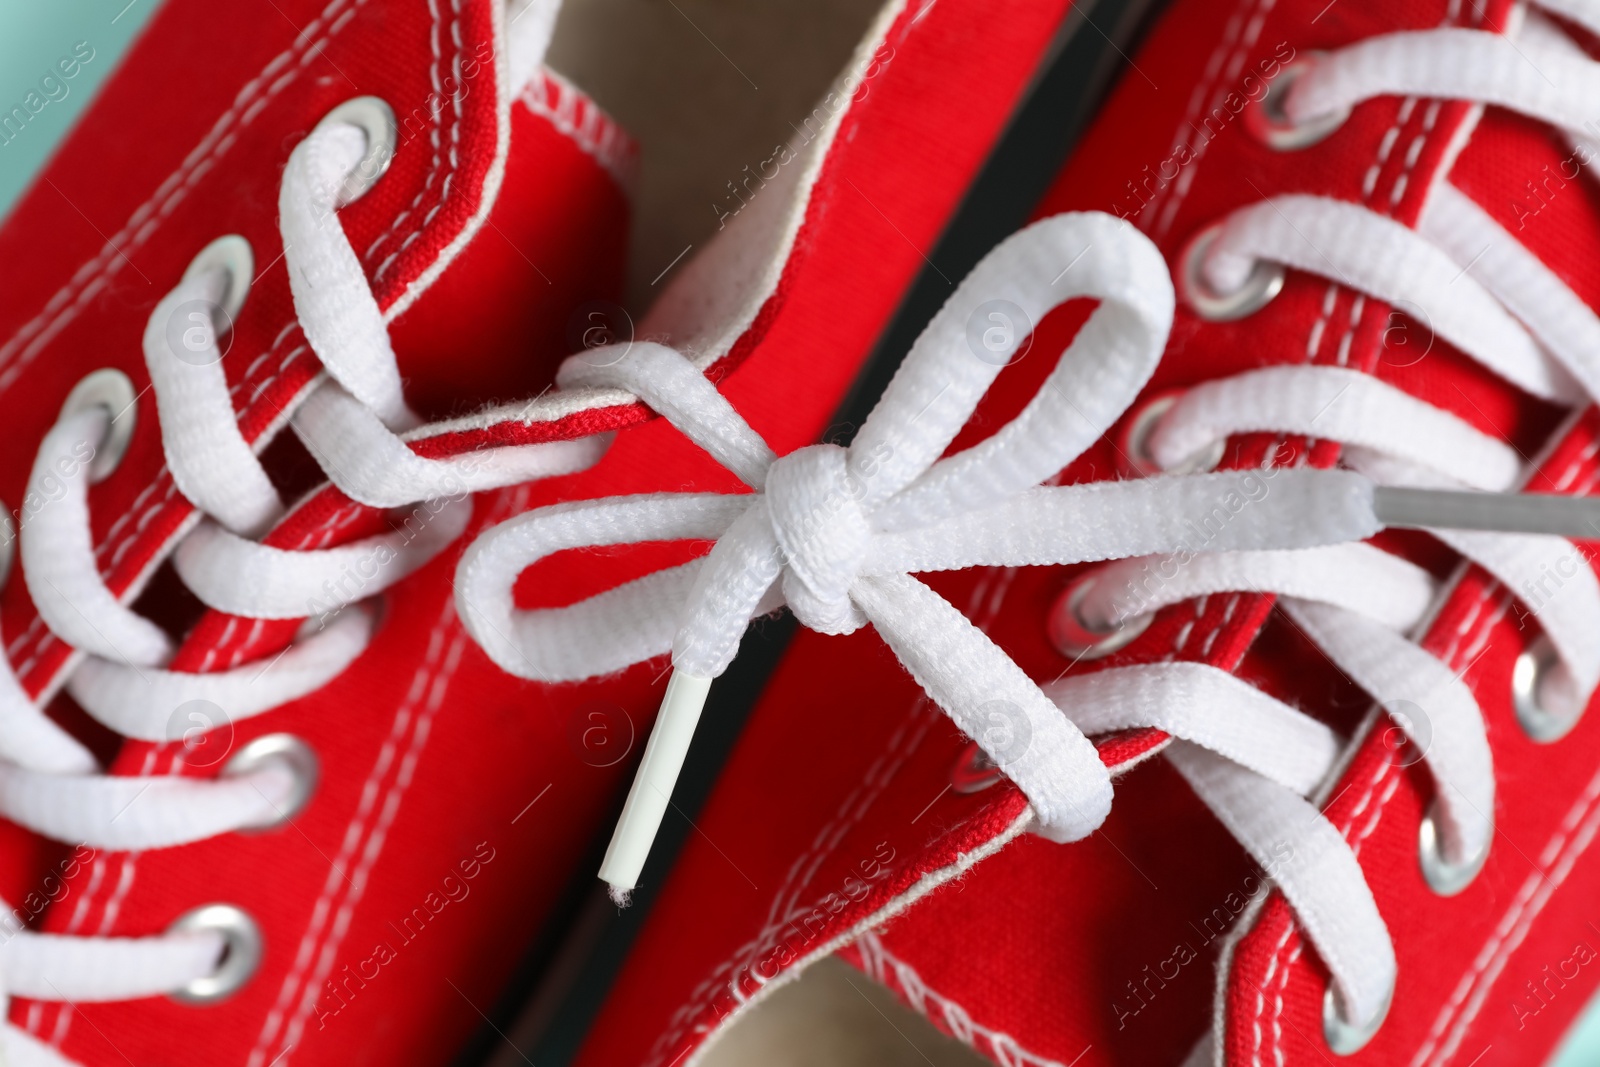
top-left (144, 267), bottom-right (284, 537)
top-left (21, 407), bottom-right (173, 667)
top-left (280, 122), bottom-right (415, 430)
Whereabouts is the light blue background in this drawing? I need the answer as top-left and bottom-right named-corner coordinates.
top-left (0, 0), bottom-right (160, 220)
top-left (2, 4), bottom-right (1600, 1066)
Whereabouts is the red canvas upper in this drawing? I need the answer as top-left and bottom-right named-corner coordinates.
top-left (567, 1), bottom-right (1600, 1066)
top-left (0, 0), bottom-right (1088, 1064)
top-left (0, 0), bottom-right (638, 1063)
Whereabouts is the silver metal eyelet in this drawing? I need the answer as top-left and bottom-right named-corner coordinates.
top-left (1323, 973), bottom-right (1392, 1056)
top-left (168, 903), bottom-right (263, 1004)
top-left (60, 369), bottom-right (138, 483)
top-left (224, 733), bottom-right (320, 829)
top-left (315, 96), bottom-right (398, 207)
top-left (1513, 635), bottom-right (1580, 743)
top-left (1417, 801), bottom-right (1489, 897)
top-left (1119, 392), bottom-right (1226, 477)
top-left (1246, 52), bottom-right (1350, 151)
top-left (951, 741), bottom-right (1004, 794)
top-left (182, 235), bottom-right (254, 324)
top-left (1049, 573), bottom-right (1154, 661)
top-left (1179, 223), bottom-right (1286, 322)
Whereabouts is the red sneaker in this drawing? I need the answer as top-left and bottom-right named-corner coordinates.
top-left (0, 0), bottom-right (634, 1062)
top-left (0, 0), bottom-right (1089, 1064)
top-left (473, 1), bottom-right (1600, 1066)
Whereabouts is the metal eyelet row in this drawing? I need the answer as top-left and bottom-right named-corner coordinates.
top-left (38, 96), bottom-right (397, 1009)
top-left (1180, 53), bottom-right (1349, 326)
top-left (1220, 47), bottom-right (1564, 1058)
top-left (1150, 50), bottom-right (1492, 1055)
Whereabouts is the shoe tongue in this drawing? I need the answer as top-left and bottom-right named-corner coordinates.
top-left (388, 66), bottom-right (637, 421)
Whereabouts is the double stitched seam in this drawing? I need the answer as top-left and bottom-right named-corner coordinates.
top-left (370, 0), bottom-right (465, 283)
top-left (1142, 0), bottom-right (1278, 240)
top-left (856, 931), bottom-right (1078, 1067)
top-left (252, 5), bottom-right (465, 1060)
top-left (1408, 459), bottom-right (1600, 1067)
top-left (1412, 743), bottom-right (1600, 1066)
top-left (26, 0), bottom-right (469, 1051)
top-left (518, 74), bottom-right (638, 189)
top-left (250, 601), bottom-right (479, 1067)
top-left (9, 335), bottom-right (314, 687)
top-left (1251, 3), bottom-right (1467, 1059)
top-left (17, 0), bottom-right (369, 1045)
top-left (205, 501), bottom-right (369, 672)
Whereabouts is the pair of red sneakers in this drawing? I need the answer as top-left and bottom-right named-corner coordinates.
top-left (4, 0), bottom-right (1600, 1064)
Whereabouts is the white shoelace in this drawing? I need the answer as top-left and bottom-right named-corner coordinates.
top-left (459, 128), bottom-right (1600, 1067)
top-left (0, 108), bottom-right (604, 1059)
top-left (1126, 6), bottom-right (1600, 1045)
top-left (455, 8), bottom-right (1600, 1050)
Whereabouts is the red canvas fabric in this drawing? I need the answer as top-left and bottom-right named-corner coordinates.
top-left (569, 0), bottom-right (1600, 1065)
top-left (0, 0), bottom-right (634, 1063)
top-left (0, 0), bottom-right (1085, 1063)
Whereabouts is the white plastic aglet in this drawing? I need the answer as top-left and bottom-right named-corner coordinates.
top-left (597, 670), bottom-right (714, 901)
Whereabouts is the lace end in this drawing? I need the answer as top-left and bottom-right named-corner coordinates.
top-left (607, 883), bottom-right (634, 909)
top-left (596, 670), bottom-right (715, 895)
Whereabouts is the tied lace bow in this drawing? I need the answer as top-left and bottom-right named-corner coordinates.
top-left (456, 212), bottom-right (1600, 898)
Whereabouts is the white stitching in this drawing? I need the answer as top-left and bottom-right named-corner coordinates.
top-left (0, 0), bottom-right (364, 398)
top-left (245, 599), bottom-right (460, 1067)
top-left (262, 621), bottom-right (474, 1066)
top-left (1413, 744), bottom-right (1600, 1067)
top-left (19, 0), bottom-right (464, 1049)
top-left (855, 932), bottom-right (1078, 1067)
top-left (1251, 65), bottom-right (1454, 1067)
top-left (1143, 0), bottom-right (1277, 239)
top-left (364, 0), bottom-right (449, 271)
top-left (517, 71), bottom-right (639, 192)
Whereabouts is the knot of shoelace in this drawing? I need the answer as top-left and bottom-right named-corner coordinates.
top-left (463, 210), bottom-right (1554, 903)
top-left (761, 444), bottom-right (872, 635)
